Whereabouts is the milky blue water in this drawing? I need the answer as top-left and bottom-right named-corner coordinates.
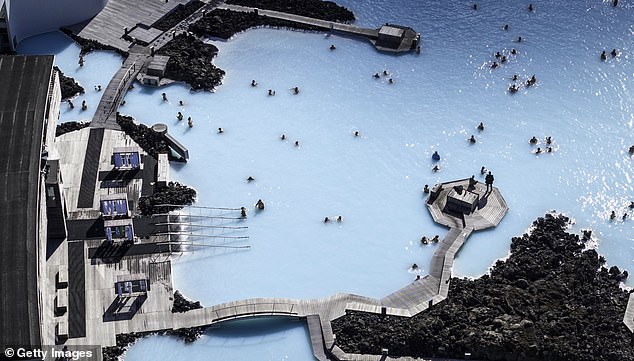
top-left (17, 0), bottom-right (633, 359)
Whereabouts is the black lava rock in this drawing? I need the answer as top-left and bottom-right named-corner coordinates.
top-left (116, 114), bottom-right (170, 159)
top-left (157, 33), bottom-right (225, 91)
top-left (138, 181), bottom-right (196, 216)
top-left (190, 8), bottom-right (321, 40)
top-left (55, 121), bottom-right (90, 137)
top-left (332, 213), bottom-right (634, 361)
top-left (226, 0), bottom-right (355, 22)
top-left (172, 290), bottom-right (203, 313)
top-left (152, 0), bottom-right (208, 31)
top-left (54, 66), bottom-right (85, 100)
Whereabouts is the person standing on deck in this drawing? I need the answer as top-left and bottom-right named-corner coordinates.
top-left (485, 171), bottom-right (494, 192)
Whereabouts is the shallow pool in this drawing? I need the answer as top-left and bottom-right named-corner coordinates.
top-left (17, 0), bottom-right (633, 359)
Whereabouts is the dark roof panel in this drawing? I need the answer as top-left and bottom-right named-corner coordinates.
top-left (0, 55), bottom-right (54, 348)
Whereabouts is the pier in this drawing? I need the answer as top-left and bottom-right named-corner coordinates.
top-left (217, 3), bottom-right (420, 53)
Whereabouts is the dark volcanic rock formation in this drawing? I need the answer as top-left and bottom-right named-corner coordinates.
top-left (116, 114), bottom-right (170, 159)
top-left (54, 66), bottom-right (84, 99)
top-left (157, 33), bottom-right (225, 91)
top-left (189, 8), bottom-right (320, 40)
top-left (172, 290), bottom-right (203, 313)
top-left (55, 121), bottom-right (90, 137)
top-left (138, 182), bottom-right (196, 216)
top-left (152, 0), bottom-right (207, 31)
top-left (332, 213), bottom-right (634, 361)
top-left (226, 0), bottom-right (355, 22)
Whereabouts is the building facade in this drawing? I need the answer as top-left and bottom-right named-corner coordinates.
top-left (0, 0), bottom-right (108, 50)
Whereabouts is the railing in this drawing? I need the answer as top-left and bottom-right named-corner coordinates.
top-left (98, 61), bottom-right (137, 122)
top-left (211, 302), bottom-right (299, 323)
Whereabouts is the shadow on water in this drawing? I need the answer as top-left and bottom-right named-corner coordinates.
top-left (204, 317), bottom-right (307, 339)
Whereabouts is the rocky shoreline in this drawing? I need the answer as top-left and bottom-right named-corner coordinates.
top-left (54, 66), bottom-right (84, 99)
top-left (331, 213), bottom-right (634, 361)
top-left (226, 0), bottom-right (354, 22)
top-left (172, 290), bottom-right (203, 313)
top-left (55, 121), bottom-right (90, 137)
top-left (138, 181), bottom-right (196, 216)
top-left (116, 114), bottom-right (171, 159)
top-left (157, 33), bottom-right (225, 91)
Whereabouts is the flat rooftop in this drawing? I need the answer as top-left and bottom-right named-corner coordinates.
top-left (0, 55), bottom-right (54, 348)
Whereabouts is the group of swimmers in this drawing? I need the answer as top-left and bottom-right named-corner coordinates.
top-left (600, 49), bottom-right (619, 61)
top-left (610, 210), bottom-right (629, 221)
top-left (529, 136), bottom-right (555, 154)
top-left (509, 74), bottom-right (537, 94)
top-left (67, 99), bottom-right (88, 111)
top-left (420, 235), bottom-right (440, 245)
top-left (251, 80), bottom-right (300, 96)
top-left (372, 70), bottom-right (395, 84)
top-left (279, 134), bottom-right (301, 147)
top-left (324, 215), bottom-right (343, 223)
top-left (491, 48), bottom-right (518, 69)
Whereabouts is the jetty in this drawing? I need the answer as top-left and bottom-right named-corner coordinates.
top-left (218, 3), bottom-right (420, 53)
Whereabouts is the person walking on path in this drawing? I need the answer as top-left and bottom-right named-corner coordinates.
top-left (485, 171), bottom-right (494, 192)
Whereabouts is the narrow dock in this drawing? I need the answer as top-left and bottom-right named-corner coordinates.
top-left (217, 3), bottom-right (420, 53)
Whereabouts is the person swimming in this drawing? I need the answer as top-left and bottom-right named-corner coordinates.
top-left (503, 24), bottom-right (509, 31)
top-left (218, 127), bottom-right (224, 134)
top-left (354, 130), bottom-right (360, 137)
top-left (373, 73), bottom-right (380, 78)
top-left (179, 100), bottom-right (184, 106)
top-left (337, 215), bottom-right (342, 222)
top-left (547, 147), bottom-right (553, 153)
top-left (528, 3), bottom-right (534, 11)
top-left (480, 166), bottom-right (487, 175)
top-left (509, 84), bottom-right (519, 93)
top-left (610, 211), bottom-right (616, 220)
top-left (251, 80), bottom-right (257, 87)
top-left (432, 165), bottom-right (440, 172)
top-left (432, 151), bottom-right (441, 162)
top-left (412, 263), bottom-right (419, 269)
top-left (241, 207), bottom-right (247, 218)
top-left (500, 55), bottom-right (507, 63)
top-left (511, 48), bottom-right (517, 55)
top-left (517, 36), bottom-right (523, 42)
top-left (491, 62), bottom-right (499, 69)
top-left (530, 136), bottom-right (538, 144)
top-left (294, 140), bottom-right (300, 147)
top-left (256, 199), bottom-right (265, 210)
top-left (611, 49), bottom-right (617, 57)
top-left (423, 184), bottom-right (430, 193)
top-left (324, 216), bottom-right (330, 223)
top-left (512, 74), bottom-right (518, 81)
top-left (420, 236), bottom-right (428, 244)
top-left (431, 235), bottom-right (439, 243)
top-left (469, 135), bottom-right (476, 143)
top-left (330, 44), bottom-right (336, 50)
top-left (81, 100), bottom-right (87, 111)
top-left (535, 147), bottom-right (542, 154)
top-left (268, 89), bottom-right (275, 96)
top-left (545, 136), bottom-right (552, 145)
top-left (601, 51), bottom-right (607, 61)
top-left (495, 51), bottom-right (501, 58)
top-left (293, 87), bottom-right (299, 94)
top-left (477, 122), bottom-right (485, 131)
top-left (246, 176), bottom-right (255, 182)
top-left (281, 134), bottom-right (286, 140)
top-left (162, 92), bottom-right (168, 101)
top-left (388, 78), bottom-right (394, 84)
top-left (177, 112), bottom-right (183, 120)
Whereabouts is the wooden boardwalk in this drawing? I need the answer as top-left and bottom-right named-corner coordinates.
top-left (218, 3), bottom-right (379, 39)
top-left (625, 293), bottom-right (634, 332)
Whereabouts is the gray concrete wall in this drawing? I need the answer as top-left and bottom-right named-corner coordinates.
top-left (6, 0), bottom-right (108, 48)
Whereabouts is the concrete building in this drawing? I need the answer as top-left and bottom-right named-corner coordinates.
top-left (0, 0), bottom-right (108, 50)
top-left (0, 55), bottom-right (63, 349)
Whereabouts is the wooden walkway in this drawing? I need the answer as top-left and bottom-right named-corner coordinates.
top-left (218, 3), bottom-right (379, 39)
top-left (625, 293), bottom-right (634, 332)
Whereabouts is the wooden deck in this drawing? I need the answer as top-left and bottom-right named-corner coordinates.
top-left (625, 293), bottom-right (634, 332)
top-left (66, 0), bottom-right (191, 53)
